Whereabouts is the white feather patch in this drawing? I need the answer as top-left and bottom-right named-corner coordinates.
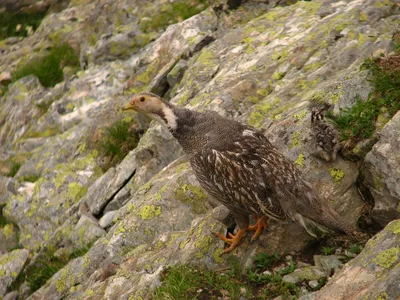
top-left (162, 104), bottom-right (177, 130)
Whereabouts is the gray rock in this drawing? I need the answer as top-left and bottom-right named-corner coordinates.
top-left (99, 210), bottom-right (118, 229)
top-left (0, 249), bottom-right (30, 296)
top-left (362, 111), bottom-right (400, 226)
top-left (167, 59), bottom-right (189, 89)
top-left (303, 220), bottom-right (400, 300)
top-left (0, 224), bottom-right (19, 255)
top-left (67, 215), bottom-right (106, 250)
top-left (283, 266), bottom-right (328, 284)
top-left (313, 255), bottom-right (345, 273)
top-left (3, 291), bottom-right (18, 300)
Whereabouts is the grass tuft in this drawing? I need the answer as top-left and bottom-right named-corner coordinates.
top-left (13, 43), bottom-right (80, 87)
top-left (7, 161), bottom-right (21, 177)
top-left (329, 57), bottom-right (400, 156)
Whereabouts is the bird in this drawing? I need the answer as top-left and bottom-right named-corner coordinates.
top-left (310, 106), bottom-right (341, 162)
top-left (123, 92), bottom-right (360, 254)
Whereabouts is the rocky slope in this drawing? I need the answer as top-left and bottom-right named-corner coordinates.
top-left (0, 0), bottom-right (399, 299)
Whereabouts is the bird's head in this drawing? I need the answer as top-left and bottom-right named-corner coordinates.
top-left (123, 92), bottom-right (177, 130)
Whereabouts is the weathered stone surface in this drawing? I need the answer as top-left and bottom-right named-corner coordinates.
top-left (362, 111), bottom-right (400, 226)
top-left (302, 220), bottom-right (400, 300)
top-left (0, 249), bottom-right (30, 296)
top-left (283, 266), bottom-right (328, 284)
top-left (313, 255), bottom-right (345, 273)
top-left (98, 210), bottom-right (117, 229)
top-left (0, 224), bottom-right (19, 255)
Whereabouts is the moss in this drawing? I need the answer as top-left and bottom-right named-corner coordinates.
top-left (329, 168), bottom-right (345, 184)
top-left (175, 184), bottom-right (208, 214)
top-left (294, 154), bottom-right (305, 167)
top-left (137, 205), bottom-right (162, 220)
top-left (373, 247), bottom-right (399, 269)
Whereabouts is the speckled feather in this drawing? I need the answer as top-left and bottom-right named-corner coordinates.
top-left (311, 107), bottom-right (340, 162)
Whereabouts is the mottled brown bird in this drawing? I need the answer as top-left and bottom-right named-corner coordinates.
top-left (124, 92), bottom-right (359, 253)
top-left (311, 107), bottom-right (341, 162)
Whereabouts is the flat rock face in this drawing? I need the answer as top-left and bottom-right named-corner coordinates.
top-left (0, 0), bottom-right (399, 299)
top-left (302, 220), bottom-right (400, 300)
top-left (362, 111), bottom-right (400, 226)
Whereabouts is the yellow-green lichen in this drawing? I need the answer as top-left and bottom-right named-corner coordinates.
top-left (137, 205), bottom-right (162, 220)
top-left (56, 267), bottom-right (69, 292)
top-left (195, 236), bottom-right (213, 259)
top-left (3, 224), bottom-right (14, 239)
top-left (376, 291), bottom-right (389, 300)
top-left (329, 168), bottom-right (345, 184)
top-left (68, 182), bottom-right (88, 204)
top-left (373, 247), bottom-right (399, 269)
top-left (386, 221), bottom-right (400, 234)
top-left (294, 154), bottom-right (305, 167)
top-left (248, 102), bottom-right (272, 127)
top-left (175, 184), bottom-right (208, 214)
top-left (290, 131), bottom-right (302, 149)
top-left (213, 248), bottom-right (224, 263)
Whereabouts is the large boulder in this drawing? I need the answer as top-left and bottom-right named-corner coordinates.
top-left (362, 111), bottom-right (400, 226)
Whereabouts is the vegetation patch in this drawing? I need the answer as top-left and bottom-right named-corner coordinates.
top-left (13, 43), bottom-right (80, 87)
top-left (0, 11), bottom-right (47, 40)
top-left (99, 118), bottom-right (140, 170)
top-left (329, 54), bottom-right (400, 157)
top-left (154, 253), bottom-right (300, 299)
top-left (140, 0), bottom-right (208, 33)
top-left (0, 204), bottom-right (8, 227)
top-left (10, 245), bottom-right (91, 294)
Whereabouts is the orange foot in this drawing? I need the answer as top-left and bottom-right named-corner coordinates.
top-left (215, 228), bottom-right (247, 254)
top-left (247, 215), bottom-right (268, 242)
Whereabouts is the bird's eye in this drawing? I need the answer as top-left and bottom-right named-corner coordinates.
top-left (140, 97), bottom-right (145, 102)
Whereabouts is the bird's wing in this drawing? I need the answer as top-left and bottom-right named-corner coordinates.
top-left (190, 128), bottom-right (288, 220)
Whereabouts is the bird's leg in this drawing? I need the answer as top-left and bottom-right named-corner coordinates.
top-left (215, 229), bottom-right (247, 254)
top-left (216, 212), bottom-right (249, 254)
top-left (247, 215), bottom-right (268, 242)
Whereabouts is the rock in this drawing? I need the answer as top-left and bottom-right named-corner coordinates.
top-left (65, 215), bottom-right (106, 251)
top-left (362, 111), bottom-right (400, 227)
top-left (99, 210), bottom-right (118, 229)
top-left (313, 255), bottom-right (345, 273)
top-left (0, 249), bottom-right (30, 296)
top-left (282, 266), bottom-right (328, 284)
top-left (0, 176), bottom-right (17, 205)
top-left (0, 224), bottom-right (19, 255)
top-left (303, 220), bottom-right (400, 300)
top-left (167, 59), bottom-right (189, 89)
top-left (0, 72), bottom-right (12, 85)
top-left (308, 280), bottom-right (319, 289)
top-left (3, 291), bottom-right (18, 300)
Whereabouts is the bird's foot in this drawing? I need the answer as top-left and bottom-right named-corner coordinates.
top-left (247, 215), bottom-right (268, 242)
top-left (215, 228), bottom-right (247, 254)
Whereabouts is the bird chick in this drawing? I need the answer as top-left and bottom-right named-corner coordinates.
top-left (311, 107), bottom-right (341, 162)
top-left (124, 92), bottom-right (360, 254)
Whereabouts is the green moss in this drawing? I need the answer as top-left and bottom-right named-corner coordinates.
top-left (294, 154), bottom-right (305, 167)
top-left (329, 168), bottom-right (345, 184)
top-left (0, 11), bottom-right (46, 40)
top-left (13, 43), bottom-right (80, 88)
top-left (175, 184), bottom-right (208, 214)
top-left (137, 205), bottom-right (162, 220)
top-left (373, 247), bottom-right (399, 269)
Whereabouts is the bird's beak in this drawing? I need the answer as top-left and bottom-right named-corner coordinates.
top-left (123, 103), bottom-right (135, 111)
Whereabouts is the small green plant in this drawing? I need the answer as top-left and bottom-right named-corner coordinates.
top-left (19, 174), bottom-right (40, 183)
top-left (7, 161), bottom-right (21, 177)
top-left (13, 43), bottom-right (80, 87)
top-left (100, 119), bottom-right (139, 169)
top-left (0, 11), bottom-right (47, 40)
top-left (11, 245), bottom-right (91, 293)
top-left (348, 244), bottom-right (363, 255)
top-left (253, 252), bottom-right (280, 270)
top-left (331, 57), bottom-right (400, 154)
top-left (140, 0), bottom-right (208, 33)
top-left (321, 246), bottom-right (336, 255)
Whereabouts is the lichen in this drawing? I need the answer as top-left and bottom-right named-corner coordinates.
top-left (290, 131), bottom-right (302, 149)
top-left (3, 224), bottom-right (14, 239)
top-left (213, 248), bottom-right (224, 263)
top-left (137, 205), bottom-right (162, 220)
top-left (175, 184), bottom-right (208, 214)
top-left (294, 154), bottom-right (305, 167)
top-left (195, 236), bottom-right (213, 259)
top-left (386, 221), bottom-right (400, 234)
top-left (373, 247), bottom-right (399, 269)
top-left (329, 168), bottom-right (345, 184)
top-left (248, 102), bottom-right (272, 127)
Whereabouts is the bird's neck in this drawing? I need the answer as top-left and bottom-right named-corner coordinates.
top-left (166, 105), bottom-right (211, 155)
